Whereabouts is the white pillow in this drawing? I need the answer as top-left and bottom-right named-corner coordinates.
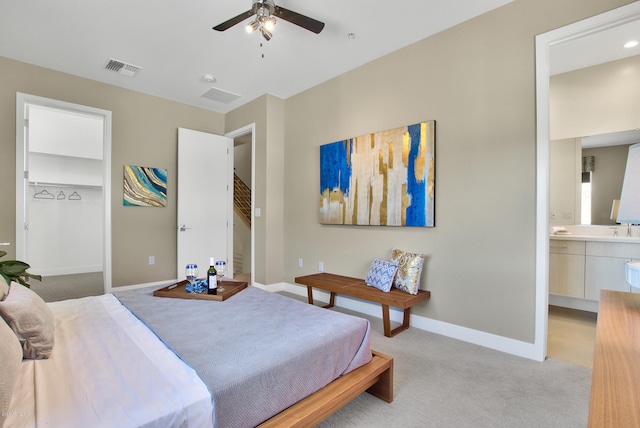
top-left (0, 280), bottom-right (8, 301)
top-left (0, 283), bottom-right (55, 359)
top-left (0, 317), bottom-right (23, 428)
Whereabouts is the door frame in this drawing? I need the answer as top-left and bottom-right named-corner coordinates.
top-left (534, 2), bottom-right (640, 361)
top-left (225, 123), bottom-right (255, 286)
top-left (15, 93), bottom-right (112, 292)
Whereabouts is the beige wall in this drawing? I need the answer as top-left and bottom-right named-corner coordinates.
top-left (551, 55), bottom-right (640, 141)
top-left (0, 57), bottom-right (225, 287)
top-left (281, 0), bottom-right (633, 343)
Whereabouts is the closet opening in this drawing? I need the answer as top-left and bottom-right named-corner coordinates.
top-left (16, 94), bottom-right (112, 300)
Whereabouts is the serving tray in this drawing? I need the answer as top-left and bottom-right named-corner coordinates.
top-left (153, 279), bottom-right (247, 301)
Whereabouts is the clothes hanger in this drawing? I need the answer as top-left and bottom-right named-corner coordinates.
top-left (69, 191), bottom-right (82, 200)
top-left (34, 189), bottom-right (54, 199)
top-left (57, 190), bottom-right (66, 200)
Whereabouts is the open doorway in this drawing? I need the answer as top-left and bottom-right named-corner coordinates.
top-left (535, 3), bottom-right (640, 361)
top-left (226, 124), bottom-right (255, 285)
top-left (15, 93), bottom-right (112, 301)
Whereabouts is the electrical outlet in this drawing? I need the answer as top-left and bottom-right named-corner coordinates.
top-left (298, 258), bottom-right (303, 268)
top-left (319, 261), bottom-right (324, 272)
top-left (149, 256), bottom-right (155, 265)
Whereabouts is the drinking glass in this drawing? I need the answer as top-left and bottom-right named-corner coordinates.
top-left (215, 260), bottom-right (226, 293)
top-left (185, 264), bottom-right (198, 293)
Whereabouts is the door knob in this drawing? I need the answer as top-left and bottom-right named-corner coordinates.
top-left (178, 225), bottom-right (191, 232)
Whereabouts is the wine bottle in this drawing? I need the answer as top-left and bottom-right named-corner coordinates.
top-left (207, 257), bottom-right (218, 295)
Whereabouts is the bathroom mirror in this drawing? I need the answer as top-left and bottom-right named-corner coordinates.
top-left (580, 132), bottom-right (637, 226)
top-left (550, 132), bottom-right (639, 226)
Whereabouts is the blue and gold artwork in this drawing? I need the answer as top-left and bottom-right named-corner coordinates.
top-left (320, 121), bottom-right (435, 227)
top-left (123, 165), bottom-right (167, 207)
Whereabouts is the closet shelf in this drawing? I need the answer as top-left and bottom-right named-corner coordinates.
top-left (29, 181), bottom-right (102, 190)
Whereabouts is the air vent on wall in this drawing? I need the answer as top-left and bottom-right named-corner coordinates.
top-left (201, 87), bottom-right (241, 104)
top-left (104, 58), bottom-right (142, 77)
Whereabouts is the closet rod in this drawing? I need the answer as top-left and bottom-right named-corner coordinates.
top-left (28, 181), bottom-right (102, 190)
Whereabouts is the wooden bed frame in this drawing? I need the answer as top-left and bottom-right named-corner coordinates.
top-left (258, 350), bottom-right (393, 427)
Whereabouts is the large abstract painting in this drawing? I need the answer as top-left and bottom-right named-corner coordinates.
top-left (320, 121), bottom-right (435, 227)
top-left (123, 165), bottom-right (167, 207)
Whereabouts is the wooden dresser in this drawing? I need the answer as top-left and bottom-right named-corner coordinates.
top-left (588, 290), bottom-right (640, 427)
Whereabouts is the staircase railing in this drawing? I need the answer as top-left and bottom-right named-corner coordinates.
top-left (234, 174), bottom-right (251, 229)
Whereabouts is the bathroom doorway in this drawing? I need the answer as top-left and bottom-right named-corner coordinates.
top-left (535, 3), bottom-right (640, 361)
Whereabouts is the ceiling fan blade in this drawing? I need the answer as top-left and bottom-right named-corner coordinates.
top-left (213, 10), bottom-right (255, 31)
top-left (273, 6), bottom-right (325, 34)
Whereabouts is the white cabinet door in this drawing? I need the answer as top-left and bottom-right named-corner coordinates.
top-left (584, 256), bottom-right (631, 300)
top-left (549, 253), bottom-right (585, 298)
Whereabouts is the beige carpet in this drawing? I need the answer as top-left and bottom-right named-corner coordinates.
top-left (29, 272), bottom-right (104, 302)
top-left (277, 292), bottom-right (592, 428)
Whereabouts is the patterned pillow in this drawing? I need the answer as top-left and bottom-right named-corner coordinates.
top-left (391, 248), bottom-right (425, 295)
top-left (365, 258), bottom-right (399, 292)
top-left (0, 283), bottom-right (55, 359)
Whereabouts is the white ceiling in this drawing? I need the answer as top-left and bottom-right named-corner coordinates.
top-left (550, 18), bottom-right (640, 75)
top-left (0, 0), bottom-right (515, 114)
top-left (582, 129), bottom-right (640, 148)
top-left (549, 16), bottom-right (640, 147)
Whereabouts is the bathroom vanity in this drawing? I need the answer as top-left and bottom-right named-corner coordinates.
top-left (549, 231), bottom-right (640, 312)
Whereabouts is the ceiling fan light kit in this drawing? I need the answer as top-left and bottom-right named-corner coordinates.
top-left (214, 0), bottom-right (324, 41)
top-left (260, 27), bottom-right (272, 41)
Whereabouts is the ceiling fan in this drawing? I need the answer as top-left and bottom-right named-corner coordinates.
top-left (213, 0), bottom-right (325, 41)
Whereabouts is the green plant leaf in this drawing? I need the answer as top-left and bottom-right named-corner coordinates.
top-left (0, 252), bottom-right (41, 288)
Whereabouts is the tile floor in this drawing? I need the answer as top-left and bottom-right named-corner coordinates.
top-left (547, 305), bottom-right (597, 368)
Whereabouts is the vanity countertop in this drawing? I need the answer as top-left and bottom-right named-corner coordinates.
top-left (550, 234), bottom-right (640, 243)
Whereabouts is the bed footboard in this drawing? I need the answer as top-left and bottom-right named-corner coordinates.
top-left (257, 350), bottom-right (393, 428)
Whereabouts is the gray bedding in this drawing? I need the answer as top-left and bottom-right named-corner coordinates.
top-left (115, 285), bottom-right (372, 428)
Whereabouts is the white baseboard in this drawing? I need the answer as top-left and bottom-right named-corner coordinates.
top-left (274, 282), bottom-right (539, 361)
top-left (549, 294), bottom-right (599, 313)
top-left (109, 278), bottom-right (268, 294)
top-left (37, 265), bottom-right (103, 277)
top-left (107, 279), bottom-right (177, 293)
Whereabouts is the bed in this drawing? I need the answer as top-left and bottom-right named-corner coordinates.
top-left (0, 282), bottom-right (393, 428)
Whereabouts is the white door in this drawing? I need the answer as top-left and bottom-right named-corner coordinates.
top-left (177, 128), bottom-right (232, 281)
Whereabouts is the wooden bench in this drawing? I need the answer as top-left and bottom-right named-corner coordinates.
top-left (295, 272), bottom-right (431, 337)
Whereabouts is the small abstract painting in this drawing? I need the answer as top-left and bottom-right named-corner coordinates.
top-left (123, 165), bottom-right (167, 207)
top-left (320, 121), bottom-right (435, 227)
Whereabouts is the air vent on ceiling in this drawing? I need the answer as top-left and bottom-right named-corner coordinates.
top-left (105, 58), bottom-right (141, 77)
top-left (201, 87), bottom-right (241, 104)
